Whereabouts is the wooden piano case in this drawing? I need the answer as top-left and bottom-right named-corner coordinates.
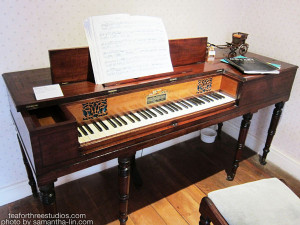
top-left (3, 36), bottom-right (298, 225)
top-left (6, 37), bottom-right (297, 182)
top-left (47, 37), bottom-right (243, 157)
top-left (8, 93), bottom-right (79, 175)
top-left (7, 37), bottom-right (215, 180)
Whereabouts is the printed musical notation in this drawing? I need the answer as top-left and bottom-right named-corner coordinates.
top-left (84, 14), bottom-right (173, 84)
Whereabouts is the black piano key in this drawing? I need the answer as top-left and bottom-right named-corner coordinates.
top-left (192, 97), bottom-right (204, 105)
top-left (117, 115), bottom-right (128, 125)
top-left (190, 98), bottom-right (200, 105)
top-left (130, 112), bottom-right (141, 122)
top-left (190, 98), bottom-right (198, 104)
top-left (146, 108), bottom-right (157, 117)
top-left (107, 118), bottom-right (117, 128)
top-left (181, 100), bottom-right (193, 108)
top-left (137, 111), bottom-right (148, 119)
top-left (125, 114), bottom-right (135, 123)
top-left (78, 130), bottom-right (82, 137)
top-left (209, 92), bottom-right (221, 100)
top-left (92, 121), bottom-right (103, 132)
top-left (213, 92), bottom-right (225, 99)
top-left (141, 109), bottom-right (152, 118)
top-left (157, 106), bottom-right (168, 114)
top-left (208, 93), bottom-right (219, 100)
top-left (167, 103), bottom-right (178, 111)
top-left (197, 98), bottom-right (206, 104)
top-left (168, 103), bottom-right (179, 111)
top-left (171, 102), bottom-right (182, 110)
top-left (78, 125), bottom-right (88, 136)
top-left (83, 123), bottom-right (94, 134)
top-left (198, 96), bottom-right (210, 103)
top-left (203, 95), bottom-right (214, 101)
top-left (210, 92), bottom-right (222, 100)
top-left (111, 116), bottom-right (122, 127)
top-left (163, 104), bottom-right (175, 112)
top-left (97, 119), bottom-right (109, 130)
top-left (187, 99), bottom-right (198, 106)
top-left (197, 97), bottom-right (206, 104)
top-left (152, 107), bottom-right (163, 115)
top-left (177, 101), bottom-right (188, 109)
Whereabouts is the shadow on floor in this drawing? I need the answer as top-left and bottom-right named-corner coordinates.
top-left (1, 133), bottom-right (256, 224)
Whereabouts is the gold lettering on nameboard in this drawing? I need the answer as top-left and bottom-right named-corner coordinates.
top-left (146, 89), bottom-right (167, 104)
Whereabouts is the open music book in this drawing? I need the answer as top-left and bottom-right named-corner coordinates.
top-left (84, 14), bottom-right (174, 84)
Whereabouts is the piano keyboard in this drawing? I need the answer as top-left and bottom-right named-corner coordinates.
top-left (77, 92), bottom-right (235, 144)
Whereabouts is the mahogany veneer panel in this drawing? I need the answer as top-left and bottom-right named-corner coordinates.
top-left (49, 37), bottom-right (208, 84)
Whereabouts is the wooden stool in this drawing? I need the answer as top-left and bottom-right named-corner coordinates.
top-left (199, 178), bottom-right (300, 225)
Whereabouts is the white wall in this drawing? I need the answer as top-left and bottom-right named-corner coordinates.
top-left (0, 0), bottom-right (299, 206)
top-left (223, 0), bottom-right (300, 180)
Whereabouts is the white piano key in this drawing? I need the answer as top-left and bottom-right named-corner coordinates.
top-left (96, 120), bottom-right (109, 131)
top-left (114, 115), bottom-right (133, 133)
top-left (77, 128), bottom-right (85, 144)
top-left (94, 121), bottom-right (111, 137)
top-left (86, 123), bottom-right (106, 140)
top-left (78, 92), bottom-right (235, 144)
top-left (102, 119), bottom-right (122, 136)
top-left (77, 127), bottom-right (90, 143)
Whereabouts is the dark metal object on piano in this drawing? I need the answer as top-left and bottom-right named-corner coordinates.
top-left (209, 32), bottom-right (249, 58)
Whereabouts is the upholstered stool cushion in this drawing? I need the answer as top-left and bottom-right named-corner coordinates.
top-left (208, 178), bottom-right (300, 225)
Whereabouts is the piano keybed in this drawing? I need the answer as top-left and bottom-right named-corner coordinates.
top-left (77, 91), bottom-right (235, 144)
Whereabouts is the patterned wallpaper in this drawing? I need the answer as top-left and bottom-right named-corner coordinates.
top-left (227, 0), bottom-right (300, 161)
top-left (0, 0), bottom-right (299, 199)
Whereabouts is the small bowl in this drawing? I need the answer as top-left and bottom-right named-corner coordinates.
top-left (200, 128), bottom-right (217, 143)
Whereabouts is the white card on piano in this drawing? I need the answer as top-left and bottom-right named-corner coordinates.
top-left (33, 84), bottom-right (64, 100)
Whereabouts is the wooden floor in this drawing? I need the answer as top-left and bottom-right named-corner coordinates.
top-left (1, 133), bottom-right (299, 225)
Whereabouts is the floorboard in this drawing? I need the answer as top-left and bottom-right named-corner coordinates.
top-left (0, 132), bottom-right (299, 225)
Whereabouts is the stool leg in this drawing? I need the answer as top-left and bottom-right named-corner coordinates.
top-left (227, 113), bottom-right (253, 181)
top-left (200, 215), bottom-right (211, 225)
top-left (260, 102), bottom-right (284, 165)
top-left (199, 197), bottom-right (229, 225)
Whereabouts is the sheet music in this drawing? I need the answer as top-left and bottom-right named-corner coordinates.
top-left (84, 14), bottom-right (173, 84)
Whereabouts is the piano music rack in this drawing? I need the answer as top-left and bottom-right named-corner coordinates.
top-left (49, 37), bottom-right (208, 85)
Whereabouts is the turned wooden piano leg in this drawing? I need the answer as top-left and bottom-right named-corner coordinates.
top-left (217, 122), bottom-right (223, 137)
top-left (227, 113), bottom-right (253, 181)
top-left (118, 157), bottom-right (131, 225)
top-left (39, 183), bottom-right (57, 214)
top-left (199, 215), bottom-right (211, 225)
top-left (17, 135), bottom-right (38, 197)
top-left (130, 154), bottom-right (143, 188)
top-left (260, 102), bottom-right (285, 165)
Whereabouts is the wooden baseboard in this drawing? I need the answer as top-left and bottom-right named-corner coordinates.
top-left (0, 181), bottom-right (32, 206)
